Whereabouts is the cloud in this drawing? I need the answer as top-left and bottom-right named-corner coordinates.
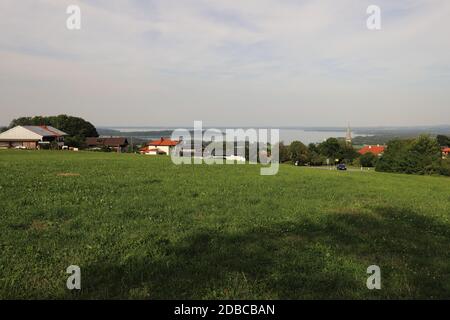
top-left (0, 0), bottom-right (449, 126)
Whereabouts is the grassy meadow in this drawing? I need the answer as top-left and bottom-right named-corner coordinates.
top-left (0, 150), bottom-right (450, 299)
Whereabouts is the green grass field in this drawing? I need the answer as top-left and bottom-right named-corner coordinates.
top-left (1, 150), bottom-right (449, 299)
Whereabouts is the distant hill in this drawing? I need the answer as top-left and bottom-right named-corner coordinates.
top-left (97, 128), bottom-right (174, 138)
top-left (351, 126), bottom-right (450, 145)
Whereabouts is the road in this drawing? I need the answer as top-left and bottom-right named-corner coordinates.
top-left (303, 166), bottom-right (374, 172)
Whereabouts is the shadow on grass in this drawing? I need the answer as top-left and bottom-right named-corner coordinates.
top-left (78, 206), bottom-right (450, 299)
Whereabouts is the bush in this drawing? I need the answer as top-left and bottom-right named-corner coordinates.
top-left (277, 142), bottom-right (290, 163)
top-left (359, 152), bottom-right (378, 167)
top-left (289, 141), bottom-right (309, 165)
top-left (309, 152), bottom-right (326, 166)
top-left (376, 135), bottom-right (445, 176)
top-left (317, 138), bottom-right (358, 164)
top-left (437, 135), bottom-right (450, 147)
top-left (64, 135), bottom-right (86, 148)
top-left (438, 160), bottom-right (450, 176)
top-left (318, 138), bottom-right (341, 159)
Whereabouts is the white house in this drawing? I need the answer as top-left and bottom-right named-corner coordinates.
top-left (0, 125), bottom-right (67, 149)
top-left (139, 137), bottom-right (181, 155)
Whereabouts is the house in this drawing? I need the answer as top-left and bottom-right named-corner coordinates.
top-left (442, 147), bottom-right (450, 159)
top-left (140, 137), bottom-right (180, 155)
top-left (139, 147), bottom-right (166, 155)
top-left (358, 145), bottom-right (385, 157)
top-left (85, 137), bottom-right (129, 153)
top-left (0, 125), bottom-right (67, 149)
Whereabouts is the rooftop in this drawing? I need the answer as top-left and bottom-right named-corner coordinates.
top-left (358, 145), bottom-right (385, 155)
top-left (23, 125), bottom-right (67, 137)
top-left (147, 137), bottom-right (180, 147)
top-left (86, 137), bottom-right (129, 146)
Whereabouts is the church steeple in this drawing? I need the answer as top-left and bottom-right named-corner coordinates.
top-left (345, 124), bottom-right (352, 145)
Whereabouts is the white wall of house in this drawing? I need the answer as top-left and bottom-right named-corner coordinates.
top-left (148, 145), bottom-right (171, 154)
top-left (0, 126), bottom-right (43, 141)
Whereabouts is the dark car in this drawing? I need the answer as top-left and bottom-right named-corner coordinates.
top-left (336, 164), bottom-right (347, 171)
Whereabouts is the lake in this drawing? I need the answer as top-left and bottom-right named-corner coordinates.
top-left (106, 127), bottom-right (364, 144)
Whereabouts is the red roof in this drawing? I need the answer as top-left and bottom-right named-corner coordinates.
top-left (22, 125), bottom-right (67, 137)
top-left (442, 147), bottom-right (450, 153)
top-left (358, 145), bottom-right (385, 156)
top-left (40, 126), bottom-right (59, 136)
top-left (147, 137), bottom-right (180, 147)
top-left (86, 137), bottom-right (129, 147)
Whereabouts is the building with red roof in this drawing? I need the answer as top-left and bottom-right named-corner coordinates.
top-left (358, 145), bottom-right (385, 157)
top-left (139, 147), bottom-right (164, 155)
top-left (0, 125), bottom-right (67, 149)
top-left (85, 137), bottom-right (129, 153)
top-left (140, 137), bottom-right (181, 155)
top-left (442, 147), bottom-right (450, 158)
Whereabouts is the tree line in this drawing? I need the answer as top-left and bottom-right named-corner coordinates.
top-left (2, 116), bottom-right (449, 176)
top-left (278, 138), bottom-right (360, 166)
top-left (376, 135), bottom-right (449, 176)
top-left (279, 134), bottom-right (449, 176)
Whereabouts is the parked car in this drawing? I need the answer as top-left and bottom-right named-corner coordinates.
top-left (336, 163), bottom-right (347, 171)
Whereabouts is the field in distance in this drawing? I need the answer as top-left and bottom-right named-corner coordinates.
top-left (0, 150), bottom-right (449, 299)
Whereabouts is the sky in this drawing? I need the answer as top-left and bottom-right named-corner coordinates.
top-left (0, 0), bottom-right (449, 127)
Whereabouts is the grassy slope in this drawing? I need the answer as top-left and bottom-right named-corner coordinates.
top-left (0, 150), bottom-right (449, 299)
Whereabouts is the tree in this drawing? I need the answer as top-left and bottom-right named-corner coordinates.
top-left (288, 141), bottom-right (309, 165)
top-left (8, 115), bottom-right (98, 148)
top-left (305, 143), bottom-right (323, 166)
top-left (276, 142), bottom-right (290, 163)
top-left (376, 135), bottom-right (443, 175)
top-left (439, 159), bottom-right (450, 176)
top-left (316, 138), bottom-right (358, 163)
top-left (375, 139), bottom-right (410, 173)
top-left (409, 134), bottom-right (442, 174)
top-left (359, 152), bottom-right (378, 167)
top-left (318, 138), bottom-right (341, 160)
top-left (308, 152), bottom-right (326, 166)
top-left (308, 143), bottom-right (319, 154)
top-left (341, 143), bottom-right (359, 164)
top-left (436, 135), bottom-right (450, 147)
